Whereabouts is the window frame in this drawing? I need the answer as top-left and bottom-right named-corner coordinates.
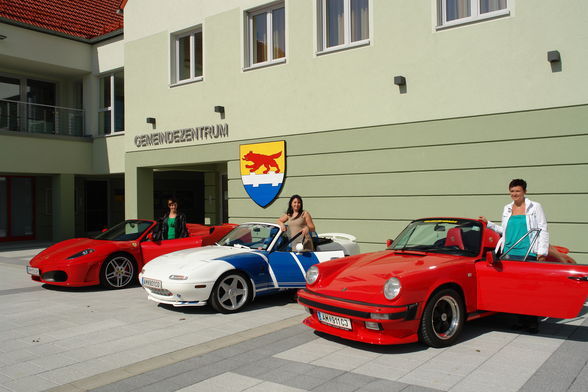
top-left (316, 0), bottom-right (370, 54)
top-left (436, 0), bottom-right (511, 29)
top-left (170, 27), bottom-right (203, 86)
top-left (244, 2), bottom-right (286, 70)
top-left (98, 71), bottom-right (124, 135)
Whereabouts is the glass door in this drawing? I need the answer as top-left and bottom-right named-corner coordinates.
top-left (0, 176), bottom-right (35, 241)
top-left (0, 177), bottom-right (6, 238)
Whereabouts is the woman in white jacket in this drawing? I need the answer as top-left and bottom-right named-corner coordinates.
top-left (480, 179), bottom-right (549, 261)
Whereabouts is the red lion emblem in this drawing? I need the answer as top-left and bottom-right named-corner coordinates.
top-left (242, 151), bottom-right (282, 174)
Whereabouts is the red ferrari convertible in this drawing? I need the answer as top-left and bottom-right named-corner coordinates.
top-left (27, 220), bottom-right (236, 289)
top-left (298, 218), bottom-right (588, 347)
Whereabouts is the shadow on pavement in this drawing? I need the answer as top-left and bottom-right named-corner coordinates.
top-left (41, 281), bottom-right (142, 292)
top-left (311, 308), bottom-right (588, 353)
top-left (157, 290), bottom-right (298, 315)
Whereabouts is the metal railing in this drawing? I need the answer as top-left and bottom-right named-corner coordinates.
top-left (0, 99), bottom-right (85, 137)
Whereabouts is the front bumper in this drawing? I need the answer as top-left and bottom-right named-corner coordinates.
top-left (298, 288), bottom-right (420, 345)
top-left (140, 275), bottom-right (214, 307)
top-left (27, 258), bottom-right (101, 287)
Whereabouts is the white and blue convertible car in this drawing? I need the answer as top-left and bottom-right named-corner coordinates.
top-left (139, 222), bottom-right (359, 313)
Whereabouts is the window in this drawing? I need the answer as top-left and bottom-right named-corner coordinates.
top-left (172, 28), bottom-right (203, 84)
top-left (437, 0), bottom-right (509, 28)
top-left (99, 71), bottom-right (124, 135)
top-left (246, 3), bottom-right (285, 68)
top-left (317, 0), bottom-right (369, 53)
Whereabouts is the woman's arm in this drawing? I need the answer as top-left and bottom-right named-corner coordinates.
top-left (304, 211), bottom-right (316, 234)
top-left (277, 214), bottom-right (288, 231)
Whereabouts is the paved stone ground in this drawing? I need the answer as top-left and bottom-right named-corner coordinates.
top-left (1, 246), bottom-right (587, 392)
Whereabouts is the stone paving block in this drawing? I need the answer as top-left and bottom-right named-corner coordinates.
top-left (311, 349), bottom-right (379, 371)
top-left (352, 361), bottom-right (409, 381)
top-left (0, 349), bottom-right (39, 366)
top-left (2, 374), bottom-right (59, 392)
top-left (311, 379), bottom-right (358, 392)
top-left (358, 379), bottom-right (412, 392)
top-left (274, 340), bottom-right (340, 364)
top-left (0, 361), bottom-right (44, 379)
top-left (28, 353), bottom-right (80, 372)
top-left (281, 374), bottom-right (332, 390)
top-left (177, 372), bottom-right (262, 391)
top-left (246, 380), bottom-right (307, 392)
top-left (166, 365), bottom-right (226, 389)
top-left (89, 372), bottom-right (162, 392)
top-left (38, 359), bottom-right (117, 385)
top-left (399, 367), bottom-right (464, 391)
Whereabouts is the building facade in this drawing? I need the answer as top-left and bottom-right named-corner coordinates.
top-left (1, 1), bottom-right (587, 263)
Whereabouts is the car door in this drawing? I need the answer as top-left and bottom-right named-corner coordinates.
top-left (140, 237), bottom-right (202, 264)
top-left (267, 250), bottom-right (345, 288)
top-left (475, 259), bottom-right (588, 319)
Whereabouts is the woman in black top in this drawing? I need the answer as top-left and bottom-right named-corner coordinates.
top-left (153, 197), bottom-right (189, 240)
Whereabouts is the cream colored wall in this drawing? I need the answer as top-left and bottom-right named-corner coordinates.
top-left (0, 132), bottom-right (93, 174)
top-left (0, 23), bottom-right (92, 72)
top-left (123, 0), bottom-right (588, 153)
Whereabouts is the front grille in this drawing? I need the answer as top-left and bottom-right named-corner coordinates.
top-left (147, 288), bottom-right (173, 296)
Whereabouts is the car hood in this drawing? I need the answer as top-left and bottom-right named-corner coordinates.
top-left (30, 238), bottom-right (103, 265)
top-left (312, 250), bottom-right (464, 299)
top-left (142, 245), bottom-right (252, 275)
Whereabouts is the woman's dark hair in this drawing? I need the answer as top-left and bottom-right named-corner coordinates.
top-left (509, 179), bottom-right (527, 191)
top-left (167, 196), bottom-right (178, 206)
top-left (286, 194), bottom-right (304, 219)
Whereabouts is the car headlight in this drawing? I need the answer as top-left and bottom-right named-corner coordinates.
top-left (306, 265), bottom-right (319, 285)
top-left (67, 249), bottom-right (95, 260)
top-left (169, 274), bottom-right (189, 280)
top-left (383, 277), bottom-right (401, 300)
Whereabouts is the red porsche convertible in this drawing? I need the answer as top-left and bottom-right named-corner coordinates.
top-left (26, 220), bottom-right (236, 289)
top-left (298, 218), bottom-right (588, 347)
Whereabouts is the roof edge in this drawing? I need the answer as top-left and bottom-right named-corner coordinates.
top-left (0, 17), bottom-right (123, 43)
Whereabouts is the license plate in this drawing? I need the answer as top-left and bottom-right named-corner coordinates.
top-left (317, 311), bottom-right (352, 330)
top-left (26, 266), bottom-right (40, 276)
top-left (142, 278), bottom-right (162, 289)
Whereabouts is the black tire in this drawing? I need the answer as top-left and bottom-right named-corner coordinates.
top-left (419, 288), bottom-right (465, 348)
top-left (100, 254), bottom-right (136, 289)
top-left (210, 271), bottom-right (252, 313)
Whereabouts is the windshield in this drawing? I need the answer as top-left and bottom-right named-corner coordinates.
top-left (93, 220), bottom-right (153, 241)
top-left (217, 223), bottom-right (280, 250)
top-left (390, 219), bottom-right (482, 256)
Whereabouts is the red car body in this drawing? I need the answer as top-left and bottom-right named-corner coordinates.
top-left (298, 218), bottom-right (588, 347)
top-left (27, 220), bottom-right (236, 289)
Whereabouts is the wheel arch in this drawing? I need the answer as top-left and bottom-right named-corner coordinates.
top-left (420, 281), bottom-right (466, 319)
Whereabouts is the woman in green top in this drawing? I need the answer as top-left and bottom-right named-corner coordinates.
top-left (154, 197), bottom-right (189, 240)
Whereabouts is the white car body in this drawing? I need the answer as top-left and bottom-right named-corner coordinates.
top-left (139, 222), bottom-right (359, 312)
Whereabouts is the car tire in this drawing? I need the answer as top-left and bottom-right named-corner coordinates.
top-left (100, 254), bottom-right (136, 289)
top-left (419, 288), bottom-right (465, 348)
top-left (210, 271), bottom-right (252, 313)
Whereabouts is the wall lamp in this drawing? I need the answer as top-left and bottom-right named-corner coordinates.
top-left (394, 76), bottom-right (406, 86)
top-left (0, 34), bottom-right (7, 40)
top-left (214, 106), bottom-right (225, 114)
top-left (547, 50), bottom-right (560, 63)
top-left (146, 117), bottom-right (156, 126)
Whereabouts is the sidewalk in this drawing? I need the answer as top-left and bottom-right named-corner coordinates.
top-left (1, 246), bottom-right (587, 392)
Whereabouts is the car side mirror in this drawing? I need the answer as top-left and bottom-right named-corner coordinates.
top-left (486, 250), bottom-right (497, 266)
top-left (386, 239), bottom-right (393, 247)
top-left (101, 228), bottom-right (108, 233)
top-left (146, 232), bottom-right (153, 240)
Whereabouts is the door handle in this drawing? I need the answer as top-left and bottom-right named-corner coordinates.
top-left (568, 276), bottom-right (588, 281)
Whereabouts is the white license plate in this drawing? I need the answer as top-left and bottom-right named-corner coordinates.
top-left (142, 278), bottom-right (162, 289)
top-left (317, 311), bottom-right (352, 330)
top-left (26, 266), bottom-right (40, 276)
